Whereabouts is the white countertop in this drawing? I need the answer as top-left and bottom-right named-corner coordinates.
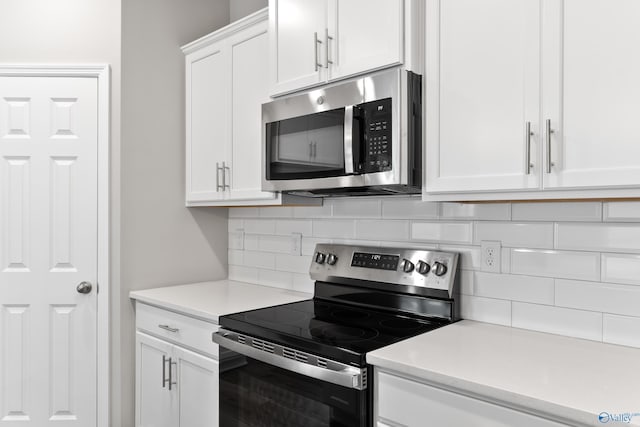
top-left (368, 320), bottom-right (640, 427)
top-left (129, 280), bottom-right (311, 323)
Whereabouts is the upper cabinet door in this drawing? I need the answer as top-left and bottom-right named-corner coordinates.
top-left (425, 0), bottom-right (541, 194)
top-left (542, 0), bottom-right (640, 189)
top-left (269, 0), bottom-right (327, 96)
top-left (327, 0), bottom-right (404, 81)
top-left (229, 22), bottom-right (278, 202)
top-left (185, 42), bottom-right (230, 203)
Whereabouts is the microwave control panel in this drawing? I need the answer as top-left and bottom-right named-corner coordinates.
top-left (362, 98), bottom-right (392, 173)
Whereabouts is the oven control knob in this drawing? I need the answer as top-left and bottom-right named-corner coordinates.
top-left (401, 259), bottom-right (415, 273)
top-left (433, 262), bottom-right (448, 277)
top-left (326, 254), bottom-right (338, 265)
top-left (315, 252), bottom-right (326, 264)
top-left (416, 261), bottom-right (431, 275)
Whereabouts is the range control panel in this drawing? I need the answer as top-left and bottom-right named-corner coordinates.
top-left (310, 244), bottom-right (459, 296)
top-left (351, 252), bottom-right (399, 270)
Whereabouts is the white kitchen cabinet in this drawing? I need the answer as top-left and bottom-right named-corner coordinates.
top-left (184, 9), bottom-right (313, 206)
top-left (542, 0), bottom-right (640, 190)
top-left (376, 370), bottom-right (565, 427)
top-left (269, 0), bottom-right (412, 96)
top-left (135, 303), bottom-right (219, 427)
top-left (424, 0), bottom-right (640, 201)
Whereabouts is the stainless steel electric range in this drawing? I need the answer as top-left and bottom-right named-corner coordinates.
top-left (213, 243), bottom-right (459, 427)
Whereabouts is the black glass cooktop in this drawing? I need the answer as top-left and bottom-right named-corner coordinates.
top-left (218, 299), bottom-right (447, 366)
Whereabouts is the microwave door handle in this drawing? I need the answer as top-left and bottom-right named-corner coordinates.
top-left (344, 106), bottom-right (355, 174)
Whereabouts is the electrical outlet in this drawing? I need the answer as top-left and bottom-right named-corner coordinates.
top-left (291, 233), bottom-right (302, 255)
top-left (481, 241), bottom-right (501, 273)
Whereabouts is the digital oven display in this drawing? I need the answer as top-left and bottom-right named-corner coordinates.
top-left (351, 252), bottom-right (399, 271)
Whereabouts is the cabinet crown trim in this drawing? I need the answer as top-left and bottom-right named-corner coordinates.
top-left (181, 7), bottom-right (268, 54)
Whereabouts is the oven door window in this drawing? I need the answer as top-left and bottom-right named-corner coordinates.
top-left (266, 108), bottom-right (346, 180)
top-left (219, 354), bottom-right (369, 427)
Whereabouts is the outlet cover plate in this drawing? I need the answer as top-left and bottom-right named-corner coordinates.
top-left (481, 240), bottom-right (501, 273)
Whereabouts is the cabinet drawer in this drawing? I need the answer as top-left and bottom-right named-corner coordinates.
top-left (136, 303), bottom-right (220, 359)
top-left (377, 371), bottom-right (564, 427)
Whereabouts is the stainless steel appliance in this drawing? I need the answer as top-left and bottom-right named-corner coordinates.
top-left (262, 68), bottom-right (422, 197)
top-left (213, 244), bottom-right (458, 426)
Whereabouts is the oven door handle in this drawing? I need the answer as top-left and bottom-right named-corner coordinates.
top-left (213, 329), bottom-right (367, 390)
top-left (344, 105), bottom-right (355, 175)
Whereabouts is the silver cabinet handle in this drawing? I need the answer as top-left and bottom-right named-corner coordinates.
top-left (162, 355), bottom-right (169, 388)
top-left (309, 141), bottom-right (313, 158)
top-left (168, 358), bottom-right (177, 391)
top-left (215, 162), bottom-right (223, 192)
top-left (314, 32), bottom-right (323, 72)
top-left (546, 119), bottom-right (555, 173)
top-left (312, 141), bottom-right (317, 158)
top-left (158, 324), bottom-right (179, 333)
top-left (325, 29), bottom-right (333, 68)
top-left (525, 121), bottom-right (533, 175)
top-left (222, 161), bottom-right (230, 190)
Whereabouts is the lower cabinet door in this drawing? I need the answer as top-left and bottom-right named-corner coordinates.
top-left (173, 345), bottom-right (219, 427)
top-left (136, 332), bottom-right (178, 427)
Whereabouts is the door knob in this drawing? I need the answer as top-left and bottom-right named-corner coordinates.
top-left (76, 281), bottom-right (93, 294)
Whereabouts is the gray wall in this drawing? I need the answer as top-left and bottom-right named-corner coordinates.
top-left (119, 0), bottom-right (230, 425)
top-left (230, 0), bottom-right (268, 21)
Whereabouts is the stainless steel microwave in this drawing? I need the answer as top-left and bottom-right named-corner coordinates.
top-left (261, 68), bottom-right (422, 197)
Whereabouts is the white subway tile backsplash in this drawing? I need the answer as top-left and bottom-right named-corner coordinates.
top-left (440, 245), bottom-right (482, 270)
top-left (275, 254), bottom-right (312, 274)
top-left (555, 223), bottom-right (640, 253)
top-left (440, 203), bottom-right (511, 220)
top-left (243, 251), bottom-right (276, 269)
top-left (257, 269), bottom-right (293, 289)
top-left (292, 203), bottom-right (333, 218)
top-left (228, 265), bottom-right (258, 284)
top-left (555, 279), bottom-right (640, 317)
top-left (474, 222), bottom-right (554, 249)
top-left (244, 234), bottom-right (259, 251)
top-left (411, 221), bottom-right (473, 244)
top-left (458, 270), bottom-right (474, 295)
top-left (256, 235), bottom-right (292, 253)
top-left (302, 237), bottom-right (331, 256)
top-left (500, 247), bottom-right (511, 273)
top-left (243, 219), bottom-right (276, 235)
top-left (474, 272), bottom-right (554, 304)
top-left (601, 253), bottom-right (640, 286)
top-left (228, 231), bottom-right (245, 250)
top-left (511, 202), bottom-right (602, 222)
top-left (313, 220), bottom-right (356, 238)
top-left (603, 202), bottom-right (640, 222)
top-left (227, 195), bottom-right (640, 347)
top-left (228, 219), bottom-right (244, 231)
top-left (459, 295), bottom-right (511, 326)
top-left (228, 249), bottom-right (243, 266)
top-left (275, 220), bottom-right (313, 236)
top-left (331, 198), bottom-right (381, 218)
top-left (603, 314), bottom-right (640, 348)
top-left (512, 302), bottom-right (603, 341)
top-left (259, 206), bottom-right (293, 218)
top-left (382, 198), bottom-right (438, 219)
top-left (356, 220), bottom-right (409, 241)
top-left (510, 249), bottom-right (600, 281)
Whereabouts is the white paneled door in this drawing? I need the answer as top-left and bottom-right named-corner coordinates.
top-left (0, 75), bottom-right (99, 425)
